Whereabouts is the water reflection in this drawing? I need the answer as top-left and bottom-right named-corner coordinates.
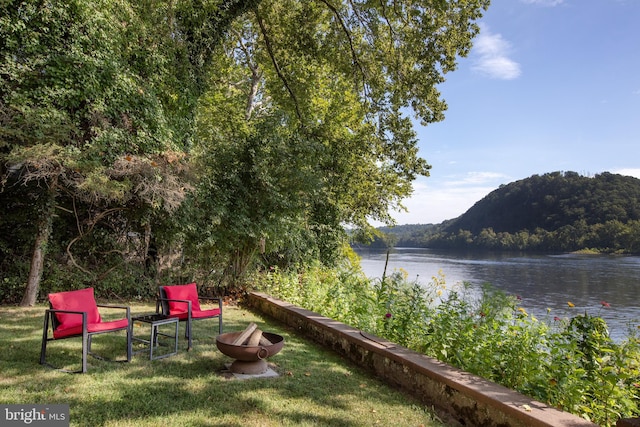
top-left (354, 247), bottom-right (640, 341)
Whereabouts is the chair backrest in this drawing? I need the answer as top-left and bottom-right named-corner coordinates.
top-left (48, 288), bottom-right (101, 330)
top-left (159, 283), bottom-right (201, 314)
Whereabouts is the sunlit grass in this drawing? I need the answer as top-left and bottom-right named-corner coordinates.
top-left (0, 303), bottom-right (446, 427)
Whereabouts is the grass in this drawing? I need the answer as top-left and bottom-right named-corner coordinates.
top-left (0, 302), bottom-right (447, 427)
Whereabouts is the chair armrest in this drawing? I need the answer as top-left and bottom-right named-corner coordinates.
top-left (96, 304), bottom-right (130, 321)
top-left (197, 296), bottom-right (223, 309)
top-left (155, 298), bottom-right (192, 314)
top-left (157, 298), bottom-right (192, 304)
top-left (45, 309), bottom-right (88, 331)
top-left (97, 303), bottom-right (129, 310)
top-left (198, 296), bottom-right (222, 302)
top-left (47, 309), bottom-right (87, 316)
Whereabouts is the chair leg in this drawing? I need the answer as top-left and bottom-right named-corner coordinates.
top-left (186, 320), bottom-right (192, 350)
top-left (126, 327), bottom-right (132, 362)
top-left (81, 330), bottom-right (88, 374)
top-left (40, 312), bottom-right (50, 366)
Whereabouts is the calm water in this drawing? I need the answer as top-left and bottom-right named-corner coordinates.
top-left (354, 247), bottom-right (640, 341)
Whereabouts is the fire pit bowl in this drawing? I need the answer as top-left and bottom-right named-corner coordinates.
top-left (216, 331), bottom-right (284, 375)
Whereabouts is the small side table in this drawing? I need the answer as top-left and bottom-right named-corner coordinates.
top-left (132, 314), bottom-right (179, 360)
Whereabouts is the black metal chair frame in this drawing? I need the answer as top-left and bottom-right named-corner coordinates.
top-left (40, 304), bottom-right (132, 373)
top-left (156, 286), bottom-right (223, 350)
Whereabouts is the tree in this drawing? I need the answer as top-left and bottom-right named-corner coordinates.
top-left (0, 0), bottom-right (260, 304)
top-left (188, 0), bottom-right (489, 273)
top-left (2, 0), bottom-right (491, 300)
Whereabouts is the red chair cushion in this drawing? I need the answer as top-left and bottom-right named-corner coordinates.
top-left (163, 283), bottom-right (202, 314)
top-left (48, 288), bottom-right (101, 331)
top-left (168, 308), bottom-right (221, 321)
top-left (53, 318), bottom-right (129, 339)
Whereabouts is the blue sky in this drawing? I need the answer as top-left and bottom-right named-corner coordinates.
top-left (390, 0), bottom-right (640, 225)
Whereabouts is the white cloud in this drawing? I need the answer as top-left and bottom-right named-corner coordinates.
top-left (471, 27), bottom-right (521, 80)
top-left (445, 171), bottom-right (508, 186)
top-left (389, 172), bottom-right (509, 224)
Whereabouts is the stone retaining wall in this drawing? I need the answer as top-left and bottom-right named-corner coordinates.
top-left (248, 292), bottom-right (598, 427)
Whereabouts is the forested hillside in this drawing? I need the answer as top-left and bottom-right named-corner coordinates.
top-left (372, 171), bottom-right (640, 253)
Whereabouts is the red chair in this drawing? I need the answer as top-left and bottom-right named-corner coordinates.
top-left (156, 283), bottom-right (223, 350)
top-left (40, 288), bottom-right (131, 373)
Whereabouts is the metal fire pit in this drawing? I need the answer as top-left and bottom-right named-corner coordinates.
top-left (216, 331), bottom-right (284, 375)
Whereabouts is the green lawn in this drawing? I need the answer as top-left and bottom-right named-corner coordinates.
top-left (0, 303), bottom-right (446, 426)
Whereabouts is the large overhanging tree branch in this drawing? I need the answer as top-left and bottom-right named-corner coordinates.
top-left (232, 0), bottom-right (488, 226)
top-left (254, 9), bottom-right (303, 121)
top-left (317, 0), bottom-right (368, 95)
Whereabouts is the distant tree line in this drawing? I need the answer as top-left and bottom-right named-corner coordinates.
top-left (370, 172), bottom-right (640, 253)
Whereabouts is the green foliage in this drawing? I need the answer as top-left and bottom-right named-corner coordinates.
top-left (253, 265), bottom-right (640, 426)
top-left (0, 0), bottom-right (493, 301)
top-left (0, 0), bottom-right (261, 302)
top-left (177, 0), bottom-right (491, 280)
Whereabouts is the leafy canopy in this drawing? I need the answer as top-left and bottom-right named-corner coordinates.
top-left (184, 0), bottom-right (489, 270)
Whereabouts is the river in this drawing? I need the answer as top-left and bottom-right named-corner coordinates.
top-left (354, 247), bottom-right (640, 342)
